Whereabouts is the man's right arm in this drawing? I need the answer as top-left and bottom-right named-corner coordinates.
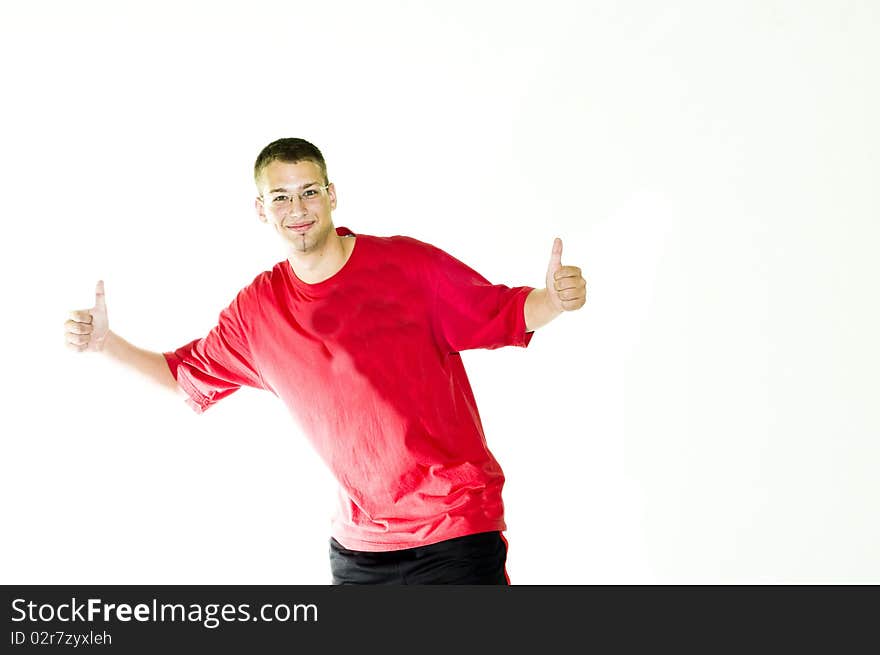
top-left (65, 280), bottom-right (185, 400)
top-left (100, 330), bottom-right (184, 398)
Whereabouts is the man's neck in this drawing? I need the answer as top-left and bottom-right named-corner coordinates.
top-left (288, 233), bottom-right (354, 284)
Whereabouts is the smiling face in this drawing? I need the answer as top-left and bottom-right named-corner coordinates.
top-left (255, 159), bottom-right (338, 254)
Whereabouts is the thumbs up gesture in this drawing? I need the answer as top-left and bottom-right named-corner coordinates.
top-left (65, 280), bottom-right (110, 352)
top-left (545, 238), bottom-right (586, 312)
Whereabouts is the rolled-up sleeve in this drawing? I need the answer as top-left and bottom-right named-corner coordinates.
top-left (163, 294), bottom-right (263, 414)
top-left (426, 245), bottom-right (535, 353)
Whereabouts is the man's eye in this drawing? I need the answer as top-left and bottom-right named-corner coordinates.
top-left (272, 195), bottom-right (288, 203)
top-left (302, 189), bottom-right (318, 198)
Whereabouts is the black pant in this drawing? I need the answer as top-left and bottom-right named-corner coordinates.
top-left (329, 531), bottom-right (510, 585)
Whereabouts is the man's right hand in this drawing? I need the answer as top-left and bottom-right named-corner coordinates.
top-left (65, 280), bottom-right (110, 353)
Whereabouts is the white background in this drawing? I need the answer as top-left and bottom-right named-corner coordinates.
top-left (1, 0), bottom-right (877, 584)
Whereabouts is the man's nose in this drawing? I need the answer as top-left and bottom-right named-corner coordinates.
top-left (289, 196), bottom-right (307, 216)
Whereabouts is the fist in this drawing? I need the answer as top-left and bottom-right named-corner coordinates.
top-left (545, 237), bottom-right (587, 312)
top-left (65, 280), bottom-right (109, 353)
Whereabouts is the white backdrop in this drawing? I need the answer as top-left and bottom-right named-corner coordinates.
top-left (1, 0), bottom-right (877, 584)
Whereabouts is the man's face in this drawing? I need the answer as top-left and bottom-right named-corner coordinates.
top-left (255, 159), bottom-right (337, 254)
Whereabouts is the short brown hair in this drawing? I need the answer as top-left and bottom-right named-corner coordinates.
top-left (254, 138), bottom-right (328, 188)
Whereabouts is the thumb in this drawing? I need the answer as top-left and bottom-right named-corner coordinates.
top-left (547, 237), bottom-right (563, 276)
top-left (94, 279), bottom-right (107, 313)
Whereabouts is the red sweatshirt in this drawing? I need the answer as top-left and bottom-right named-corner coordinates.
top-left (163, 226), bottom-right (535, 551)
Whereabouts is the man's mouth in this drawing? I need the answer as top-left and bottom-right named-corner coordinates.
top-left (287, 221), bottom-right (315, 233)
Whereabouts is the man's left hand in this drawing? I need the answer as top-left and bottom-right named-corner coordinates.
top-left (545, 237), bottom-right (587, 312)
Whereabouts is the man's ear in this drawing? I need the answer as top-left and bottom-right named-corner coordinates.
top-left (255, 196), bottom-right (267, 223)
top-left (328, 182), bottom-right (337, 211)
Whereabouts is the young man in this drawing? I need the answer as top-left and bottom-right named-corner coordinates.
top-left (64, 138), bottom-right (587, 584)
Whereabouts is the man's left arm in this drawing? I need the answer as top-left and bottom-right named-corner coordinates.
top-left (524, 237), bottom-right (587, 332)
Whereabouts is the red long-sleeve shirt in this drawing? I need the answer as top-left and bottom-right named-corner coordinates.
top-left (163, 226), bottom-right (535, 551)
